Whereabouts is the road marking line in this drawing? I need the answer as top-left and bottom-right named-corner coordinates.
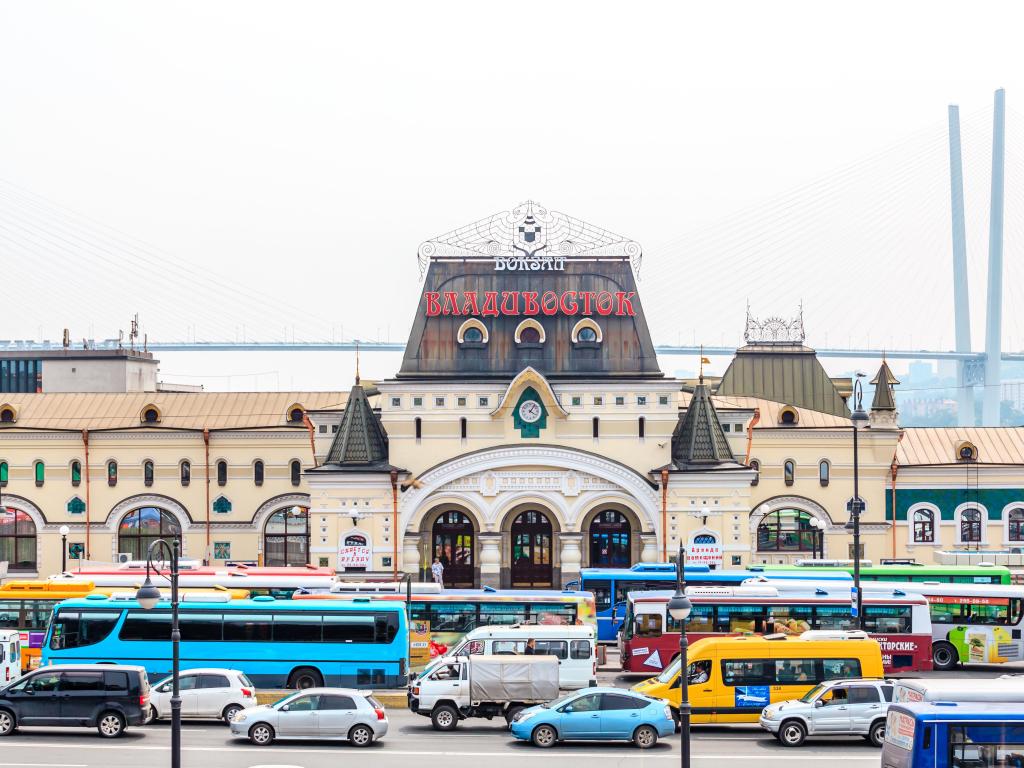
top-left (0, 744), bottom-right (879, 760)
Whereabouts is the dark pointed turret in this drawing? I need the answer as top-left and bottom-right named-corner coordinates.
top-left (671, 376), bottom-right (736, 468)
top-left (324, 381), bottom-right (391, 468)
top-left (870, 359), bottom-right (900, 412)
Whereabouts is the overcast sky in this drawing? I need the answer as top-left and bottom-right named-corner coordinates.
top-left (1, 1), bottom-right (1023, 389)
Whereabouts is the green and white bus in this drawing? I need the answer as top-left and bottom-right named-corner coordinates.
top-left (750, 562), bottom-right (1012, 585)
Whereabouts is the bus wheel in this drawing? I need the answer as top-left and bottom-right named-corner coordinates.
top-left (778, 720), bottom-right (807, 747)
top-left (287, 667), bottom-right (323, 689)
top-left (932, 642), bottom-right (959, 671)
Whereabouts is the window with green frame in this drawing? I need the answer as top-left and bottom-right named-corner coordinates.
top-left (0, 461), bottom-right (9, 486)
top-left (34, 461), bottom-right (44, 487)
top-left (70, 460), bottom-right (82, 486)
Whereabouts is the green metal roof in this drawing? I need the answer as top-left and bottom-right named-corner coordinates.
top-left (870, 359), bottom-right (900, 411)
top-left (324, 382), bottom-right (391, 468)
top-left (715, 344), bottom-right (850, 419)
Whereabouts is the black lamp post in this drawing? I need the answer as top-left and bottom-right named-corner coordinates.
top-left (850, 376), bottom-right (868, 631)
top-left (135, 538), bottom-right (180, 768)
top-left (59, 525), bottom-right (70, 572)
top-left (667, 543), bottom-right (693, 768)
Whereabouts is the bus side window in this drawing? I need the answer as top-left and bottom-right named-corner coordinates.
top-left (922, 725), bottom-right (931, 750)
top-left (589, 581), bottom-right (611, 612)
top-left (637, 614), bottom-right (662, 637)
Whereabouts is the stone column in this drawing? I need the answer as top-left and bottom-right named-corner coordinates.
top-left (478, 533), bottom-right (503, 589)
top-left (639, 532), bottom-right (660, 563)
top-left (402, 532), bottom-right (422, 580)
top-left (558, 533), bottom-right (584, 588)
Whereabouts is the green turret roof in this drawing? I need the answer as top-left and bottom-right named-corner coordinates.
top-left (323, 382), bottom-right (392, 469)
top-left (870, 359), bottom-right (900, 411)
top-left (670, 379), bottom-right (736, 468)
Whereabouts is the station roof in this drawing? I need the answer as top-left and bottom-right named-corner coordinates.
top-left (0, 391), bottom-right (348, 431)
top-left (897, 427), bottom-right (1024, 467)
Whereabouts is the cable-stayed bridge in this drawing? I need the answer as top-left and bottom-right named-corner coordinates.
top-left (2, 91), bottom-right (1023, 425)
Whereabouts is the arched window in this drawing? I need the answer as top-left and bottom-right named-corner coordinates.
top-left (253, 460), bottom-right (264, 486)
top-left (0, 507), bottom-right (36, 571)
top-left (511, 510), bottom-right (553, 587)
top-left (577, 326), bottom-right (598, 342)
top-left (143, 460), bottom-right (154, 487)
top-left (913, 509), bottom-right (935, 543)
top-left (0, 407), bottom-right (15, 423)
top-left (217, 460), bottom-right (228, 486)
top-left (34, 461), bottom-right (44, 487)
top-left (818, 460), bottom-right (830, 487)
top-left (0, 461), bottom-right (8, 487)
top-left (757, 509), bottom-right (815, 552)
top-left (520, 326), bottom-right (541, 343)
top-left (638, 416), bottom-right (645, 438)
top-left (70, 460), bottom-right (82, 487)
top-left (180, 460), bottom-right (191, 487)
top-left (118, 507), bottom-right (181, 561)
top-left (463, 326), bottom-right (483, 343)
top-left (592, 417), bottom-right (600, 438)
top-left (459, 417), bottom-right (467, 440)
top-left (289, 407), bottom-right (305, 424)
top-left (432, 511), bottom-right (475, 587)
top-left (289, 460), bottom-right (301, 486)
top-left (142, 407), bottom-right (160, 424)
top-left (589, 510), bottom-right (632, 567)
top-left (784, 460), bottom-right (795, 486)
top-left (1009, 509), bottom-right (1024, 542)
top-left (960, 508), bottom-right (982, 544)
top-left (457, 318), bottom-right (488, 344)
top-left (263, 506), bottom-right (309, 567)
top-left (415, 417), bottom-right (422, 440)
top-left (749, 459), bottom-right (760, 486)
top-left (107, 460), bottom-right (118, 487)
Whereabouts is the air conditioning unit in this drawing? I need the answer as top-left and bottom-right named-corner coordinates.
top-left (116, 552), bottom-right (132, 564)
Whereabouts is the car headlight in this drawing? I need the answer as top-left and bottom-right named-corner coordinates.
top-left (515, 710), bottom-right (537, 723)
top-left (233, 713), bottom-right (247, 723)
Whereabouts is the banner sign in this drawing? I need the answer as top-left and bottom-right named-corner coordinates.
top-left (339, 534), bottom-right (372, 569)
top-left (686, 543), bottom-right (723, 568)
top-left (424, 290), bottom-right (637, 318)
top-left (927, 594), bottom-right (1009, 606)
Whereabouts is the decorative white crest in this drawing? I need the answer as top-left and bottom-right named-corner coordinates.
top-left (417, 200), bottom-right (642, 278)
top-left (744, 302), bottom-right (806, 344)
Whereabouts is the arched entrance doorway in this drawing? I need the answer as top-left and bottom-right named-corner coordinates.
top-left (510, 510), bottom-right (553, 587)
top-left (432, 511), bottom-right (475, 587)
top-left (589, 509), bottom-right (632, 567)
top-left (118, 507), bottom-right (181, 561)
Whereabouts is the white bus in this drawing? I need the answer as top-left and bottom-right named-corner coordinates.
top-left (0, 630), bottom-right (21, 685)
top-left (861, 582), bottom-right (1024, 670)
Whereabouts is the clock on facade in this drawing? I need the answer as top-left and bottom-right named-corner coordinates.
top-left (518, 399), bottom-right (542, 423)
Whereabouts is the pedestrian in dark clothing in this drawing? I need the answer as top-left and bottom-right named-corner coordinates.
top-left (524, 638), bottom-right (537, 655)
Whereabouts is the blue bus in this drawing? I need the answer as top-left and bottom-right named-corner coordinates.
top-left (41, 594), bottom-right (408, 689)
top-left (568, 563), bottom-right (853, 640)
top-left (881, 701), bottom-right (1024, 768)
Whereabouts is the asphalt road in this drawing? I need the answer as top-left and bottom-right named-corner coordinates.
top-left (0, 711), bottom-right (887, 768)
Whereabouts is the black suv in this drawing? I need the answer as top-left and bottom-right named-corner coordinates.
top-left (0, 665), bottom-right (150, 738)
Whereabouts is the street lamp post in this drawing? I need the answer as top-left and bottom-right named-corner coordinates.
top-left (135, 538), bottom-right (181, 768)
top-left (850, 375), bottom-right (869, 631)
top-left (667, 543), bottom-right (693, 768)
top-left (59, 525), bottom-right (70, 572)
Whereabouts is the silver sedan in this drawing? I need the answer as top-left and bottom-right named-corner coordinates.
top-left (230, 688), bottom-right (388, 747)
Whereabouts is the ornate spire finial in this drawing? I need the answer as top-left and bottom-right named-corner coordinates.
top-left (355, 340), bottom-right (361, 386)
top-left (699, 344), bottom-right (705, 384)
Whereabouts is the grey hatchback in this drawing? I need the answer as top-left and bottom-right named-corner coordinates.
top-left (230, 688), bottom-right (388, 747)
top-left (0, 664), bottom-right (150, 738)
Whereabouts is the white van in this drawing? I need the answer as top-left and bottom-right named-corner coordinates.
top-left (416, 625), bottom-right (597, 690)
top-left (0, 631), bottom-right (21, 685)
top-left (894, 677), bottom-right (1024, 704)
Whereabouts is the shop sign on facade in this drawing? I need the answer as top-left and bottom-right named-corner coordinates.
top-left (686, 539), bottom-right (723, 568)
top-left (339, 533), bottom-right (372, 569)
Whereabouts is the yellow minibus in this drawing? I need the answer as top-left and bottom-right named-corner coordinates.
top-left (632, 631), bottom-right (885, 724)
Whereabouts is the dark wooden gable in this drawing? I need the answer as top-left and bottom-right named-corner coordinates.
top-left (398, 259), bottom-right (662, 380)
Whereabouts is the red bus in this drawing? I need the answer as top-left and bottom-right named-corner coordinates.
top-left (619, 585), bottom-right (933, 674)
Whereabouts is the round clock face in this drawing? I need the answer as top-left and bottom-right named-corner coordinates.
top-left (518, 400), bottom-right (542, 424)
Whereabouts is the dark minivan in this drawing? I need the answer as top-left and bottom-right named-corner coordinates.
top-left (0, 664), bottom-right (150, 738)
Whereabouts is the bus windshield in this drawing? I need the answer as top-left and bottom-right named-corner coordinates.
top-left (657, 657), bottom-right (681, 684)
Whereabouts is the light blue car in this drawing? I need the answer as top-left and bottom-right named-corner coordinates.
top-left (510, 687), bottom-right (674, 748)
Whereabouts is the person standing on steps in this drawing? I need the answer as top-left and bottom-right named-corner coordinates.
top-left (431, 557), bottom-right (444, 588)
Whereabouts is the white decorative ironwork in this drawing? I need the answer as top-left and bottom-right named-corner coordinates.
top-left (744, 302), bottom-right (806, 344)
top-left (417, 200), bottom-right (642, 277)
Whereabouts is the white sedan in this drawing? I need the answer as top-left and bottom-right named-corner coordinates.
top-left (150, 668), bottom-right (257, 724)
